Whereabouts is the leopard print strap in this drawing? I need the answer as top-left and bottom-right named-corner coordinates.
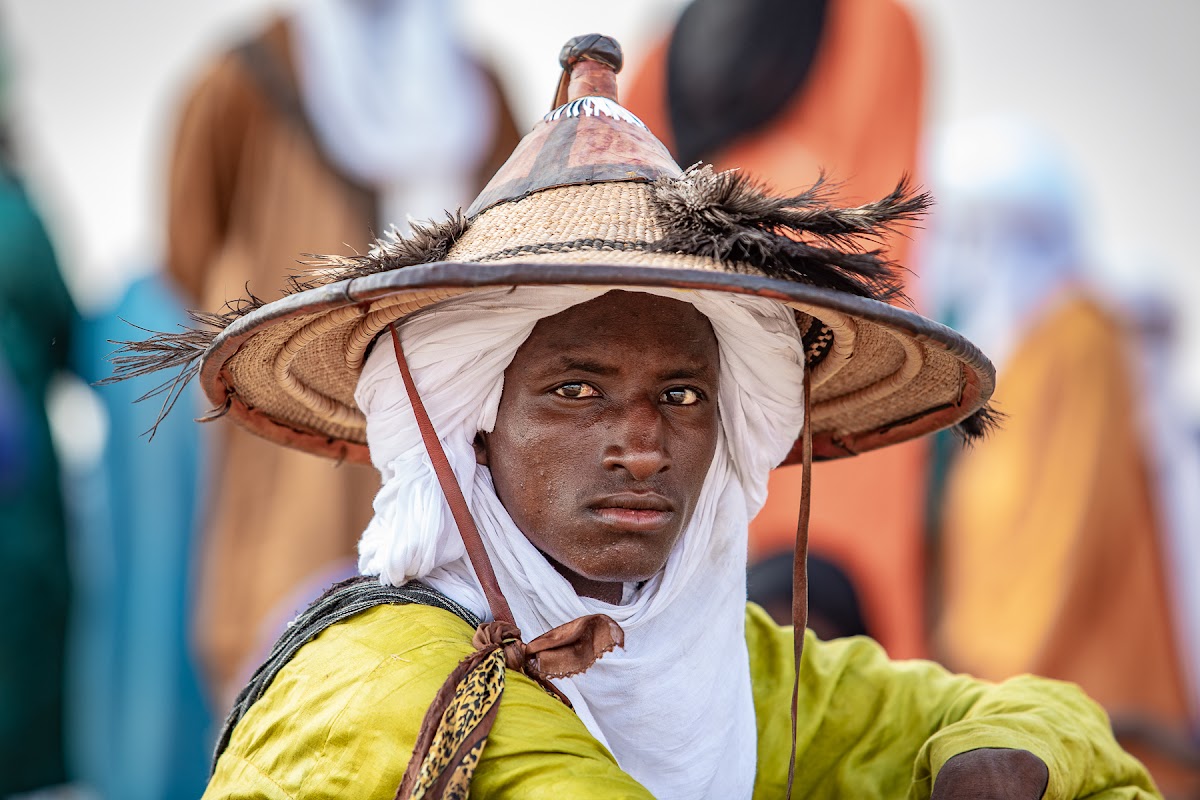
top-left (399, 648), bottom-right (507, 800)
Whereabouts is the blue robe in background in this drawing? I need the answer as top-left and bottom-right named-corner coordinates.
top-left (72, 273), bottom-right (213, 800)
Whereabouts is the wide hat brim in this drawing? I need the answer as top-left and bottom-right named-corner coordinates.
top-left (197, 254), bottom-right (994, 466)
top-left (115, 59), bottom-right (997, 464)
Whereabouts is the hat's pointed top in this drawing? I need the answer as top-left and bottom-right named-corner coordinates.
top-left (465, 34), bottom-right (682, 218)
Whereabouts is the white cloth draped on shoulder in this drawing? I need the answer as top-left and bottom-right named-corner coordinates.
top-left (355, 285), bottom-right (807, 799)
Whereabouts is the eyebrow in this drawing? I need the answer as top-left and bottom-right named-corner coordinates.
top-left (543, 357), bottom-right (618, 377)
top-left (540, 356), bottom-right (713, 383)
top-left (657, 367), bottom-right (711, 382)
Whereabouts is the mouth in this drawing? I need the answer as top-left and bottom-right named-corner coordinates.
top-left (589, 493), bottom-right (676, 532)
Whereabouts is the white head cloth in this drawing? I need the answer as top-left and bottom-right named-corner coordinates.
top-left (356, 286), bottom-right (807, 798)
top-left (291, 0), bottom-right (493, 230)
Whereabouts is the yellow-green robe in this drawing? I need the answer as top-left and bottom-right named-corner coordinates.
top-left (206, 602), bottom-right (1156, 798)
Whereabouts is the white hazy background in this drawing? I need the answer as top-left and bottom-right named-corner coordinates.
top-left (5, 0), bottom-right (1199, 408)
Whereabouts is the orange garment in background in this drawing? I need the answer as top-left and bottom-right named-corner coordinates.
top-left (937, 294), bottom-right (1193, 791)
top-left (166, 18), bottom-right (519, 707)
top-left (625, 0), bottom-right (929, 657)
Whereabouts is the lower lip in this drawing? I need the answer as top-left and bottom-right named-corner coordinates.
top-left (591, 507), bottom-right (674, 532)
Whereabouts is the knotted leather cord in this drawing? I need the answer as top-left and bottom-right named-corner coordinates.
top-left (786, 366), bottom-right (813, 799)
top-left (388, 324), bottom-right (624, 799)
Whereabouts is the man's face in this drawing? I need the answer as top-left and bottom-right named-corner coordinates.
top-left (477, 291), bottom-right (720, 603)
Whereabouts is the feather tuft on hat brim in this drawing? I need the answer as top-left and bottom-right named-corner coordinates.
top-left (97, 288), bottom-right (269, 436)
top-left (100, 213), bottom-right (470, 436)
top-left (648, 165), bottom-right (930, 304)
top-left (286, 211), bottom-right (469, 292)
top-left (953, 402), bottom-right (1005, 444)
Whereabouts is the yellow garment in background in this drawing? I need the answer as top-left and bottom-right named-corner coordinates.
top-left (206, 602), bottom-right (1156, 798)
top-left (937, 294), bottom-right (1191, 787)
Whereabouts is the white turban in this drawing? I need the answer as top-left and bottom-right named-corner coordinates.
top-left (355, 285), bottom-right (806, 799)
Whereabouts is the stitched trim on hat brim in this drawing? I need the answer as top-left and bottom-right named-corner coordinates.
top-left (199, 261), bottom-right (995, 465)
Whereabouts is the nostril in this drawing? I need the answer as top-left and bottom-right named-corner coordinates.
top-left (603, 446), bottom-right (671, 481)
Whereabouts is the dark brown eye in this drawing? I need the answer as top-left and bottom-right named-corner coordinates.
top-left (661, 387), bottom-right (702, 406)
top-left (554, 382), bottom-right (601, 399)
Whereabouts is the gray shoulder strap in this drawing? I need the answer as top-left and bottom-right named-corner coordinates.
top-left (211, 577), bottom-right (480, 773)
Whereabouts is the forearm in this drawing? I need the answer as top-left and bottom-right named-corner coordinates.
top-left (752, 622), bottom-right (1160, 799)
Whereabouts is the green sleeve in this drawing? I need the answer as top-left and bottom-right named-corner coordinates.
top-left (205, 604), bottom-right (652, 799)
top-left (745, 603), bottom-right (1159, 799)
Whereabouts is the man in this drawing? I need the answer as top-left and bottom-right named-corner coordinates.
top-left (113, 35), bottom-right (1158, 798)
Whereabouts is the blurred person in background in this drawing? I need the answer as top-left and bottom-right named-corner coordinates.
top-left (922, 116), bottom-right (1200, 795)
top-left (165, 0), bottom-right (519, 710)
top-left (747, 550), bottom-right (871, 640)
top-left (1118, 270), bottom-right (1200, 731)
top-left (73, 275), bottom-right (213, 800)
top-left (624, 0), bottom-right (930, 657)
top-left (1098, 268), bottom-right (1200, 797)
top-left (0, 36), bottom-right (78, 795)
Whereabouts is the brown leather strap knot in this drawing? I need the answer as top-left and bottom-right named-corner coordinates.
top-left (475, 613), bottom-right (627, 709)
top-left (524, 614), bottom-right (625, 679)
top-left (471, 613), bottom-right (626, 689)
top-left (473, 620), bottom-right (528, 670)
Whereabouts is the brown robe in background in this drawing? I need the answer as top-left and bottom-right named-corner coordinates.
top-left (625, 0), bottom-right (930, 657)
top-left (166, 17), bottom-right (518, 707)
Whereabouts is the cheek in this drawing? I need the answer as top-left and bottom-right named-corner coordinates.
top-left (678, 413), bottom-right (720, 483)
top-left (487, 418), bottom-right (585, 533)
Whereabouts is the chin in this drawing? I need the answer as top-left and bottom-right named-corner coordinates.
top-left (575, 558), bottom-right (668, 585)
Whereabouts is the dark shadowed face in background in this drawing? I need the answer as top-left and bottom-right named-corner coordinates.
top-left (476, 291), bottom-right (720, 604)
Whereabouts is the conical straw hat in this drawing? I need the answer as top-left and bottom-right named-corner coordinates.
top-left (110, 33), bottom-right (996, 464)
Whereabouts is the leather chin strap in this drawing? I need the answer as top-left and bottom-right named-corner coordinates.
top-left (787, 368), bottom-right (813, 799)
top-left (389, 325), bottom-right (624, 686)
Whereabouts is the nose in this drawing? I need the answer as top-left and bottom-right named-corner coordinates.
top-left (601, 396), bottom-right (671, 481)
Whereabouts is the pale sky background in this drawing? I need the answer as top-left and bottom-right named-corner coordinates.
top-left (4, 0), bottom-right (1199, 408)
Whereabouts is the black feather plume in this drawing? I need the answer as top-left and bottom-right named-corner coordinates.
top-left (953, 402), bottom-right (1005, 444)
top-left (648, 165), bottom-right (930, 302)
top-left (290, 211), bottom-right (469, 291)
top-left (102, 212), bottom-right (469, 434)
top-left (99, 314), bottom-right (230, 438)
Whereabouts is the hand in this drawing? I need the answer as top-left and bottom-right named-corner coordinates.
top-left (931, 748), bottom-right (1049, 800)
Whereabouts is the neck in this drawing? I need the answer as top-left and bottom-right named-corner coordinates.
top-left (551, 561), bottom-right (624, 604)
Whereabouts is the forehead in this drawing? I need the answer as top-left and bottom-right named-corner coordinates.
top-left (513, 291), bottom-right (719, 370)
